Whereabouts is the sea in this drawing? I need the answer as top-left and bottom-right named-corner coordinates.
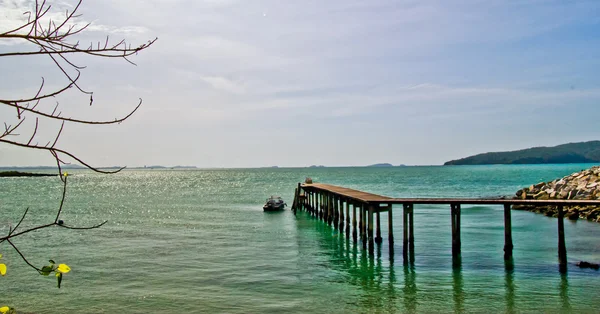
top-left (1, 164), bottom-right (600, 313)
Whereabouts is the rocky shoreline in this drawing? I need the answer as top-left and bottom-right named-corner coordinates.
top-left (513, 166), bottom-right (600, 222)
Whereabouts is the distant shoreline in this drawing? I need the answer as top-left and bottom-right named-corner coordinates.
top-left (0, 171), bottom-right (56, 177)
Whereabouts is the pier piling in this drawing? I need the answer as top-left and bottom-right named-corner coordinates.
top-left (388, 205), bottom-right (394, 248)
top-left (558, 205), bottom-right (567, 273)
top-left (503, 204), bottom-right (513, 261)
top-left (368, 205), bottom-right (375, 255)
top-left (451, 203), bottom-right (461, 258)
top-left (375, 210), bottom-right (382, 244)
top-left (352, 203), bottom-right (358, 241)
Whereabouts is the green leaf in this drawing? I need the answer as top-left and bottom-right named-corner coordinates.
top-left (49, 260), bottom-right (55, 264)
top-left (56, 272), bottom-right (62, 288)
top-left (40, 265), bottom-right (53, 276)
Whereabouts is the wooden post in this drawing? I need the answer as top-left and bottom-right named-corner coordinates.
top-left (359, 205), bottom-right (363, 237)
top-left (320, 193), bottom-right (324, 219)
top-left (361, 206), bottom-right (367, 249)
top-left (503, 204), bottom-right (513, 260)
top-left (451, 203), bottom-right (461, 258)
top-left (324, 193), bottom-right (329, 224)
top-left (346, 200), bottom-right (351, 239)
top-left (292, 187), bottom-right (298, 215)
top-left (327, 193), bottom-right (333, 226)
top-left (406, 203), bottom-right (415, 261)
top-left (333, 195), bottom-right (338, 228)
top-left (317, 193), bottom-right (321, 219)
top-left (409, 206), bottom-right (415, 261)
top-left (375, 209), bottom-right (382, 244)
top-left (339, 198), bottom-right (345, 231)
top-left (388, 205), bottom-right (394, 253)
top-left (297, 183), bottom-right (302, 211)
top-left (352, 203), bottom-right (358, 242)
top-left (403, 204), bottom-right (409, 260)
top-left (334, 196), bottom-right (340, 229)
top-left (558, 205), bottom-right (567, 273)
top-left (368, 205), bottom-right (375, 255)
top-left (324, 193), bottom-right (329, 223)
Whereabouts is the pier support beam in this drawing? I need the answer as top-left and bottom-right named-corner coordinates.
top-left (331, 194), bottom-right (338, 229)
top-left (361, 205), bottom-right (367, 249)
top-left (339, 198), bottom-right (345, 231)
top-left (324, 193), bottom-right (328, 222)
top-left (345, 200), bottom-right (350, 239)
top-left (388, 205), bottom-right (394, 254)
top-left (403, 203), bottom-right (415, 263)
top-left (375, 210), bottom-right (382, 244)
top-left (314, 193), bottom-right (317, 216)
top-left (317, 193), bottom-right (322, 219)
top-left (325, 193), bottom-right (331, 225)
top-left (297, 183), bottom-right (302, 212)
top-left (352, 203), bottom-right (358, 242)
top-left (558, 205), bottom-right (567, 273)
top-left (368, 205), bottom-right (375, 255)
top-left (329, 193), bottom-right (334, 226)
top-left (503, 204), bottom-right (513, 261)
top-left (451, 203), bottom-right (461, 259)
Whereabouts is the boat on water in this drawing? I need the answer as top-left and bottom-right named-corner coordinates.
top-left (263, 196), bottom-right (286, 211)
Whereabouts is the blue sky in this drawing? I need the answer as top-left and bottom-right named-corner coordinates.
top-left (1, 0), bottom-right (600, 167)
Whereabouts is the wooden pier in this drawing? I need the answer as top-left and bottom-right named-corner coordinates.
top-left (291, 182), bottom-right (600, 273)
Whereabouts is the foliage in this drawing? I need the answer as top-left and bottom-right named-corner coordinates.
top-left (444, 141), bottom-right (600, 165)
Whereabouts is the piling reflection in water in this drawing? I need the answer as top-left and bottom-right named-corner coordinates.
top-left (452, 265), bottom-right (464, 314)
top-left (300, 210), bottom-right (579, 313)
top-left (505, 268), bottom-right (515, 314)
top-left (560, 274), bottom-right (570, 312)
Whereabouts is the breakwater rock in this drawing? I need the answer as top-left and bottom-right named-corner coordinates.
top-left (513, 166), bottom-right (600, 222)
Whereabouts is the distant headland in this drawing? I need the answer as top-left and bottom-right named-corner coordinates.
top-left (444, 141), bottom-right (600, 165)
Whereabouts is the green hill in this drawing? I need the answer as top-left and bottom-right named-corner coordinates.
top-left (444, 141), bottom-right (600, 165)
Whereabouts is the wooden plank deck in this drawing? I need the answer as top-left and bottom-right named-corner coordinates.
top-left (302, 183), bottom-right (600, 206)
top-left (302, 183), bottom-right (393, 203)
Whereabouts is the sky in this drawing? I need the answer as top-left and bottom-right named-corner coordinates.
top-left (1, 0), bottom-right (600, 168)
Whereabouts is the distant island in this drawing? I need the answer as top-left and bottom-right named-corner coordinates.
top-left (444, 141), bottom-right (600, 165)
top-left (367, 163), bottom-right (394, 167)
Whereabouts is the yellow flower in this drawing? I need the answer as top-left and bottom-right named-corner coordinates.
top-left (63, 172), bottom-right (68, 177)
top-left (0, 306), bottom-right (10, 314)
top-left (56, 264), bottom-right (71, 274)
top-left (0, 254), bottom-right (5, 276)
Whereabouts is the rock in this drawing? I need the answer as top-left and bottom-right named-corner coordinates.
top-left (576, 261), bottom-right (600, 270)
top-left (534, 191), bottom-right (550, 200)
top-left (516, 189), bottom-right (525, 198)
top-left (566, 212), bottom-right (579, 220)
top-left (513, 166), bottom-right (600, 223)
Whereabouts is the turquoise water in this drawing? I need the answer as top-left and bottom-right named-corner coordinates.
top-left (2, 164), bottom-right (600, 313)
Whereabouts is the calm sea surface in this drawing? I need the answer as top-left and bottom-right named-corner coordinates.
top-left (2, 164), bottom-right (600, 313)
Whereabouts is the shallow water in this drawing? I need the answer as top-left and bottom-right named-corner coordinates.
top-left (1, 164), bottom-right (600, 313)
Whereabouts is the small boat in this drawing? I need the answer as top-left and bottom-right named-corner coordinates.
top-left (263, 196), bottom-right (286, 211)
